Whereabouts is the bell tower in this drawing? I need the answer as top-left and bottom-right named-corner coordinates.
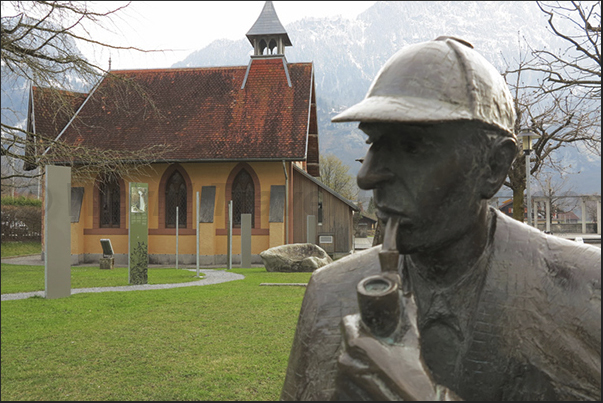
top-left (246, 1), bottom-right (292, 56)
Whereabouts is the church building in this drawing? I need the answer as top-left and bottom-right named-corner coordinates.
top-left (28, 1), bottom-right (358, 265)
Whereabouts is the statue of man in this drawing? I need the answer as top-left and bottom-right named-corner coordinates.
top-left (280, 37), bottom-right (601, 401)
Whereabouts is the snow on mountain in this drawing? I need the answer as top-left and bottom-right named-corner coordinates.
top-left (173, 1), bottom-right (600, 193)
top-left (4, 1), bottom-right (597, 193)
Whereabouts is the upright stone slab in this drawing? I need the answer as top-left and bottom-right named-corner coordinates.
top-left (45, 165), bottom-right (72, 299)
top-left (129, 183), bottom-right (148, 285)
top-left (241, 213), bottom-right (252, 268)
top-left (307, 215), bottom-right (316, 244)
top-left (227, 201), bottom-right (233, 270)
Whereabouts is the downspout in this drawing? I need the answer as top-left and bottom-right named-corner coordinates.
top-left (282, 160), bottom-right (289, 244)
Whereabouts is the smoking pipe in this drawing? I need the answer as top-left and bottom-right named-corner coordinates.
top-left (356, 217), bottom-right (403, 338)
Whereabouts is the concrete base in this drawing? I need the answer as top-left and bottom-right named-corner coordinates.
top-left (99, 257), bottom-right (114, 270)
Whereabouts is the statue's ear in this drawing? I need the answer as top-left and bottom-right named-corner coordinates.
top-left (481, 137), bottom-right (517, 199)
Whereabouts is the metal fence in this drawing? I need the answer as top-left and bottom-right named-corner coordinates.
top-left (490, 195), bottom-right (601, 234)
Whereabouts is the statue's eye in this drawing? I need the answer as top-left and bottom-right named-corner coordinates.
top-left (405, 144), bottom-right (417, 153)
top-left (399, 140), bottom-right (420, 154)
top-left (367, 137), bottom-right (385, 151)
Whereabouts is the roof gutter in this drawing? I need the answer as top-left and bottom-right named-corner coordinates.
top-left (47, 157), bottom-right (306, 166)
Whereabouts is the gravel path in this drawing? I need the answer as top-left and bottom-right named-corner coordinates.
top-left (1, 269), bottom-right (245, 301)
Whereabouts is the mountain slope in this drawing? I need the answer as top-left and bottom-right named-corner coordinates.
top-left (174, 1), bottom-right (599, 195)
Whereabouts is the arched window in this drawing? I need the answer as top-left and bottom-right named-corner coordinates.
top-left (99, 176), bottom-right (121, 228)
top-left (232, 169), bottom-right (255, 228)
top-left (268, 38), bottom-right (277, 54)
top-left (259, 39), bottom-right (267, 55)
top-left (165, 170), bottom-right (187, 228)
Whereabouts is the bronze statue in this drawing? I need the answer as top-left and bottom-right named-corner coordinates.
top-left (281, 37), bottom-right (601, 401)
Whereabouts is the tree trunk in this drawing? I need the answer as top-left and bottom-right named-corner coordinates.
top-left (506, 150), bottom-right (527, 223)
top-left (512, 185), bottom-right (525, 222)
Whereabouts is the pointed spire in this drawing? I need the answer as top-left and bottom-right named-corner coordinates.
top-left (246, 1), bottom-right (292, 56)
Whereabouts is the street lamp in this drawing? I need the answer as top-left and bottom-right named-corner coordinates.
top-left (519, 130), bottom-right (540, 226)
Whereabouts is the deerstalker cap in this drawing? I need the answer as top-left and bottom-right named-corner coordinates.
top-left (332, 36), bottom-right (516, 138)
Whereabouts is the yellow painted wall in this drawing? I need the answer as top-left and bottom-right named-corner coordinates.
top-left (84, 235), bottom-right (129, 255)
top-left (198, 224), bottom-right (216, 256)
top-left (70, 161), bottom-right (288, 257)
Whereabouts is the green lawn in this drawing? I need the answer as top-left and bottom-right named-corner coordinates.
top-left (1, 267), bottom-right (312, 401)
top-left (1, 241), bottom-right (41, 258)
top-left (1, 264), bottom-right (206, 294)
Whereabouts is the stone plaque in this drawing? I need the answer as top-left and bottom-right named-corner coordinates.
top-left (200, 186), bottom-right (216, 223)
top-left (70, 187), bottom-right (84, 223)
top-left (269, 185), bottom-right (286, 222)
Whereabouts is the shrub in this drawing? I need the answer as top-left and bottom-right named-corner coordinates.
top-left (1, 196), bottom-right (42, 207)
top-left (1, 205), bottom-right (42, 242)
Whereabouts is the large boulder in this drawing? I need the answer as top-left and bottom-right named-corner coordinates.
top-left (260, 243), bottom-right (333, 273)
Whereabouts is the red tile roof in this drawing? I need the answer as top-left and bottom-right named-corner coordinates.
top-left (35, 58), bottom-right (314, 162)
top-left (30, 87), bottom-right (88, 142)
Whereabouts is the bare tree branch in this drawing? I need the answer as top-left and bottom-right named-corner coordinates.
top-left (533, 1), bottom-right (601, 98)
top-left (502, 9), bottom-right (601, 222)
top-left (1, 1), bottom-right (173, 192)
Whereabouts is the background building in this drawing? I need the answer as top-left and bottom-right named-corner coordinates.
top-left (28, 1), bottom-right (358, 265)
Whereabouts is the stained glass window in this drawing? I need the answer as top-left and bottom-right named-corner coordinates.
top-left (166, 170), bottom-right (187, 228)
top-left (232, 169), bottom-right (254, 228)
top-left (100, 177), bottom-right (120, 228)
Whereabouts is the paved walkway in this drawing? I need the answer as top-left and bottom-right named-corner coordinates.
top-left (1, 255), bottom-right (246, 301)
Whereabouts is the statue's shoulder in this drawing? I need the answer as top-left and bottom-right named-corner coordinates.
top-left (493, 209), bottom-right (601, 275)
top-left (491, 210), bottom-right (601, 400)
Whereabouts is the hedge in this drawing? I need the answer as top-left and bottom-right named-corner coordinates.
top-left (1, 196), bottom-right (42, 207)
top-left (1, 205), bottom-right (42, 242)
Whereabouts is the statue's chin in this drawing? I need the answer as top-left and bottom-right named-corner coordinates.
top-left (395, 232), bottom-right (451, 256)
top-left (394, 241), bottom-right (423, 255)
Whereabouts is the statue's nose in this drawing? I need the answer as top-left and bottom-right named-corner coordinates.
top-left (357, 151), bottom-right (395, 190)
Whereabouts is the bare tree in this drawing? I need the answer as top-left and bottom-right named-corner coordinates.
top-left (502, 2), bottom-right (601, 222)
top-left (1, 1), bottom-right (172, 186)
top-left (504, 61), bottom-right (600, 221)
top-left (533, 1), bottom-right (601, 99)
top-left (319, 153), bottom-right (358, 201)
top-left (584, 194), bottom-right (600, 222)
top-left (534, 173), bottom-right (580, 218)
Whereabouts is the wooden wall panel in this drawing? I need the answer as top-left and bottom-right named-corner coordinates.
top-left (292, 169), bottom-right (353, 252)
